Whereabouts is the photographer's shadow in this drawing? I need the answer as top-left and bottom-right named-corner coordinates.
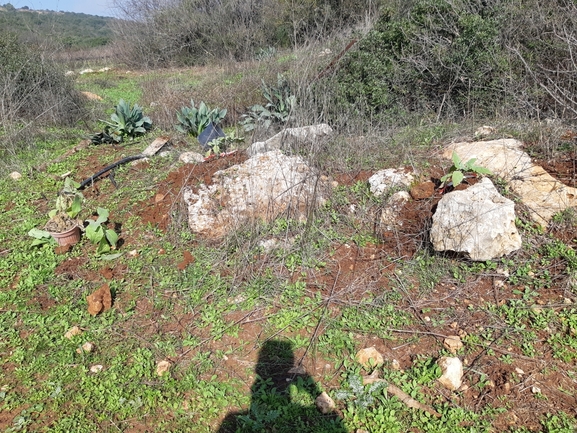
top-left (217, 339), bottom-right (347, 433)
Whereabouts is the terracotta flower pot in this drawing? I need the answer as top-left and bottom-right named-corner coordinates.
top-left (49, 225), bottom-right (81, 246)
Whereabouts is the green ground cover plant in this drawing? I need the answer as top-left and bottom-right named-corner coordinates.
top-left (2, 3), bottom-right (577, 431)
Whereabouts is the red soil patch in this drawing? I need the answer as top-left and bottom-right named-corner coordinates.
top-left (139, 152), bottom-right (247, 230)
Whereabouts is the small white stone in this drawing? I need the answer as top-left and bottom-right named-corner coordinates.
top-left (391, 359), bottom-right (401, 370)
top-left (156, 360), bottom-right (171, 376)
top-left (437, 357), bottom-right (463, 391)
top-left (76, 342), bottom-right (94, 354)
top-left (65, 326), bottom-right (82, 339)
top-left (356, 347), bottom-right (384, 368)
top-left (315, 391), bottom-right (336, 414)
top-left (515, 368), bottom-right (525, 375)
top-left (90, 364), bottom-right (103, 373)
top-left (368, 168), bottom-right (414, 197)
top-left (443, 335), bottom-right (464, 354)
top-left (9, 171), bottom-right (22, 180)
top-left (531, 386), bottom-right (541, 394)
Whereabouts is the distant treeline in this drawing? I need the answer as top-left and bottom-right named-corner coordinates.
top-left (0, 5), bottom-right (115, 49)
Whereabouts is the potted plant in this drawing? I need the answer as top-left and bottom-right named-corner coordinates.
top-left (29, 177), bottom-right (84, 246)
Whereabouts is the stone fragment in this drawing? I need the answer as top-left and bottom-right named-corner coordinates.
top-left (474, 125), bottom-right (497, 138)
top-left (179, 151), bottom-right (205, 164)
top-left (380, 191), bottom-right (410, 230)
top-left (315, 391), bottom-right (336, 414)
top-left (443, 335), bottom-right (464, 354)
top-left (65, 326), bottom-right (82, 339)
top-left (437, 357), bottom-right (463, 391)
top-left (86, 283), bottom-right (112, 316)
top-left (431, 177), bottom-right (522, 261)
top-left (246, 124), bottom-right (333, 156)
top-left (356, 347), bottom-right (384, 369)
top-left (90, 364), bottom-right (103, 373)
top-left (444, 139), bottom-right (577, 227)
top-left (184, 150), bottom-right (326, 238)
top-left (156, 360), bottom-right (171, 376)
top-left (82, 342), bottom-right (94, 352)
top-left (80, 91), bottom-right (102, 100)
top-left (9, 171), bottom-right (21, 180)
top-left (369, 168), bottom-right (414, 197)
top-left (410, 181), bottom-right (435, 200)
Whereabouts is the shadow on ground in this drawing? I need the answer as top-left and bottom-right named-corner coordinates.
top-left (217, 340), bottom-right (347, 433)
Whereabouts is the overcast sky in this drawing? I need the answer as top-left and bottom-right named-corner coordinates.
top-left (10, 0), bottom-right (115, 17)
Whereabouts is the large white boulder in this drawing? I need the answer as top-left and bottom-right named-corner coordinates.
top-left (246, 124), bottom-right (333, 156)
top-left (184, 150), bottom-right (326, 238)
top-left (444, 139), bottom-right (577, 227)
top-left (431, 177), bottom-right (522, 261)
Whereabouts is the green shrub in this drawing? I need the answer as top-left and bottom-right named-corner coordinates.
top-left (0, 31), bottom-right (84, 125)
top-left (322, 0), bottom-right (577, 123)
top-left (328, 1), bottom-right (508, 122)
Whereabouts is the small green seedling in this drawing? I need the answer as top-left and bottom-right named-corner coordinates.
top-left (334, 373), bottom-right (388, 409)
top-left (28, 227), bottom-right (54, 246)
top-left (85, 207), bottom-right (119, 256)
top-left (205, 133), bottom-right (244, 158)
top-left (440, 151), bottom-right (492, 188)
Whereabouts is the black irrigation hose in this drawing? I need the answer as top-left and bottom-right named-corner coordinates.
top-left (78, 155), bottom-right (145, 190)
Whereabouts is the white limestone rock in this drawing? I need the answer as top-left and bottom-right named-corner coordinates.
top-left (184, 150), bottom-right (326, 238)
top-left (437, 357), bottom-right (463, 391)
top-left (369, 168), bottom-right (414, 197)
top-left (179, 151), bottom-right (205, 164)
top-left (380, 191), bottom-right (411, 230)
top-left (315, 392), bottom-right (336, 414)
top-left (431, 177), bottom-right (521, 261)
top-left (444, 139), bottom-right (577, 227)
top-left (246, 124), bottom-right (333, 156)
